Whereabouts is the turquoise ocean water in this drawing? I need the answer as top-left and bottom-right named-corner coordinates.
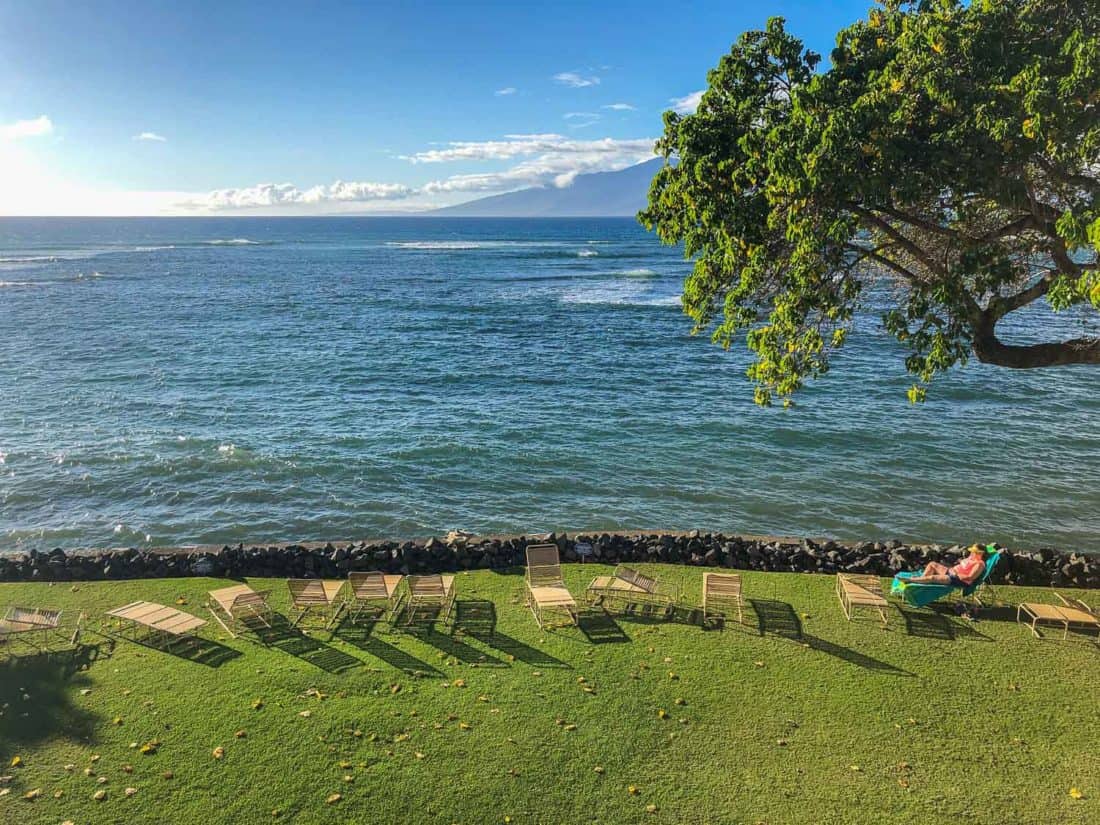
top-left (0, 217), bottom-right (1097, 552)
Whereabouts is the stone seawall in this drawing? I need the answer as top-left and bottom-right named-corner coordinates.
top-left (1, 532), bottom-right (1096, 589)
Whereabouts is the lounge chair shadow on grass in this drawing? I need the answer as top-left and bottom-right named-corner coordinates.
top-left (478, 630), bottom-right (571, 668)
top-left (256, 617), bottom-right (361, 674)
top-left (419, 626), bottom-right (508, 668)
top-left (750, 598), bottom-right (912, 677)
top-left (453, 599), bottom-right (498, 636)
top-left (577, 609), bottom-right (630, 644)
top-left (901, 608), bottom-right (956, 641)
top-left (0, 643), bottom-right (110, 750)
top-left (451, 599), bottom-right (569, 667)
top-left (335, 623), bottom-right (442, 677)
top-left (99, 624), bottom-right (241, 668)
top-left (749, 598), bottom-right (804, 640)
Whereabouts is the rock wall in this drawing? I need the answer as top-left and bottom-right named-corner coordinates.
top-left (1, 532), bottom-right (1096, 589)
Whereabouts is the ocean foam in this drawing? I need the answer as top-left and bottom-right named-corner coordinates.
top-left (620, 268), bottom-right (658, 277)
top-left (577, 249), bottom-right (599, 257)
top-left (387, 241), bottom-right (488, 250)
top-left (205, 238), bottom-right (263, 245)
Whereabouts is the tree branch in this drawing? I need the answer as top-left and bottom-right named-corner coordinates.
top-left (988, 276), bottom-right (1052, 319)
top-left (845, 204), bottom-right (947, 277)
top-left (844, 242), bottom-right (922, 283)
top-left (972, 332), bottom-right (1100, 368)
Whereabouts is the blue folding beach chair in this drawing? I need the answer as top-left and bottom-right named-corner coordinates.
top-left (891, 550), bottom-right (1002, 609)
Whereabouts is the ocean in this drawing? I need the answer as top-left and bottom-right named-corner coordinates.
top-left (1, 217), bottom-right (1097, 553)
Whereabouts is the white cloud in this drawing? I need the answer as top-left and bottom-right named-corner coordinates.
top-left (494, 87), bottom-right (517, 96)
top-left (0, 115), bottom-right (53, 140)
top-left (554, 71), bottom-right (600, 88)
top-left (670, 90), bottom-right (705, 115)
top-left (602, 103), bottom-right (635, 111)
top-left (405, 134), bottom-right (653, 165)
top-left (190, 180), bottom-right (414, 210)
top-left (133, 131), bottom-right (167, 142)
top-left (419, 134), bottom-right (657, 194)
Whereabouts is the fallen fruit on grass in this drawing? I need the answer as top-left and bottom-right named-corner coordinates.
top-left (125, 787), bottom-right (138, 797)
top-left (628, 785), bottom-right (639, 795)
top-left (326, 793), bottom-right (342, 804)
top-left (1070, 788), bottom-right (1084, 800)
top-left (93, 790), bottom-right (107, 801)
top-left (23, 788), bottom-right (42, 800)
top-left (10, 756), bottom-right (22, 767)
top-left (212, 747), bottom-right (224, 760)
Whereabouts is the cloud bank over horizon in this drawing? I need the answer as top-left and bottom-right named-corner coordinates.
top-left (183, 134), bottom-right (657, 213)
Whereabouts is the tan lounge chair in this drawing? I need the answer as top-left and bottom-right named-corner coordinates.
top-left (287, 579), bottom-right (346, 628)
top-left (836, 574), bottom-right (888, 626)
top-left (702, 572), bottom-right (744, 625)
top-left (524, 544), bottom-right (577, 629)
top-left (585, 566), bottom-right (678, 615)
top-left (399, 574), bottom-right (456, 626)
top-left (106, 601), bottom-right (206, 648)
top-left (345, 572), bottom-right (405, 623)
top-left (207, 584), bottom-right (273, 637)
top-left (0, 606), bottom-right (82, 652)
top-left (1017, 593), bottom-right (1100, 640)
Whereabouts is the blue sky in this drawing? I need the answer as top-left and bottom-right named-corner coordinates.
top-left (0, 0), bottom-right (874, 214)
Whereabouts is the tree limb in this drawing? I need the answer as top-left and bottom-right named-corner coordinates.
top-left (972, 332), bottom-right (1100, 368)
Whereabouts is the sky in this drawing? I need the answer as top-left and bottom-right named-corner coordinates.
top-left (0, 0), bottom-right (874, 216)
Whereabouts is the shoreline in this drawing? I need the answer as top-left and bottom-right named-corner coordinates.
top-left (1, 529), bottom-right (1095, 590)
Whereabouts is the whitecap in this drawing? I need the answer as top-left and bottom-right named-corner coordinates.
top-left (577, 249), bottom-right (599, 257)
top-left (133, 245), bottom-right (176, 252)
top-left (0, 280), bottom-right (38, 288)
top-left (620, 268), bottom-right (658, 277)
top-left (0, 255), bottom-right (58, 264)
top-left (386, 241), bottom-right (485, 250)
top-left (217, 443), bottom-right (235, 454)
top-left (205, 238), bottom-right (262, 245)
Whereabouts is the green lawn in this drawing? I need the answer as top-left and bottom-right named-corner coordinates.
top-left (1, 566), bottom-right (1097, 825)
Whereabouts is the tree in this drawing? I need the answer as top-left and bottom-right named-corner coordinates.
top-left (640, 0), bottom-right (1099, 406)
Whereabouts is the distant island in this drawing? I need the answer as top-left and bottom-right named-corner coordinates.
top-left (428, 158), bottom-right (662, 217)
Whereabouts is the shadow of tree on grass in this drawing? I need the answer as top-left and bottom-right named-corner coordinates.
top-left (0, 644), bottom-right (109, 750)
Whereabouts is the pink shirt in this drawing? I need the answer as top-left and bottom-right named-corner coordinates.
top-left (950, 555), bottom-right (985, 585)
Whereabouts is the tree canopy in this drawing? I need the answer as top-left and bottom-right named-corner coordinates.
top-left (640, 0), bottom-right (1099, 405)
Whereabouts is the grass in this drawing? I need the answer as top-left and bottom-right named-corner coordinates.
top-left (0, 565), bottom-right (1097, 825)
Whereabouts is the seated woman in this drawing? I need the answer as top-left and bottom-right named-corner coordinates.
top-left (903, 544), bottom-right (987, 587)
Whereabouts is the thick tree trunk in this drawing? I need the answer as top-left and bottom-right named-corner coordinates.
top-left (972, 328), bottom-right (1100, 368)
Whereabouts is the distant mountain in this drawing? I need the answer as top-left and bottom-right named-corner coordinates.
top-left (430, 158), bottom-right (662, 217)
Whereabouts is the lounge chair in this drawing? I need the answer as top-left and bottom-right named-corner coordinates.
top-left (891, 550), bottom-right (1002, 608)
top-left (207, 584), bottom-right (273, 638)
top-left (836, 574), bottom-right (888, 625)
top-left (702, 572), bottom-right (744, 625)
top-left (0, 606), bottom-right (82, 652)
top-left (524, 544), bottom-right (577, 629)
top-left (584, 566), bottom-right (678, 615)
top-left (399, 574), bottom-right (456, 626)
top-left (287, 579), bottom-right (346, 628)
top-left (344, 572), bottom-right (405, 624)
top-left (1017, 593), bottom-right (1100, 640)
top-left (105, 601), bottom-right (206, 648)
